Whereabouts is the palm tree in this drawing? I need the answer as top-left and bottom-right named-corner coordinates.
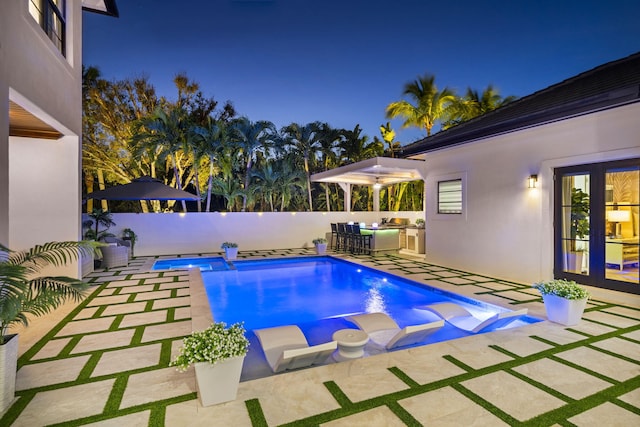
top-left (192, 117), bottom-right (229, 212)
top-left (231, 117), bottom-right (276, 211)
top-left (281, 122), bottom-right (323, 211)
top-left (385, 74), bottom-right (456, 136)
top-left (379, 122), bottom-right (400, 158)
top-left (316, 123), bottom-right (343, 211)
top-left (444, 85), bottom-right (517, 129)
top-left (275, 157), bottom-right (307, 211)
top-left (211, 176), bottom-right (244, 212)
top-left (83, 208), bottom-right (116, 241)
top-left (0, 241), bottom-right (96, 341)
top-left (133, 106), bottom-right (191, 211)
top-left (252, 164), bottom-right (280, 212)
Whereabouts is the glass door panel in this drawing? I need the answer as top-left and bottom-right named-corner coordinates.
top-left (605, 167), bottom-right (640, 283)
top-left (560, 174), bottom-right (590, 275)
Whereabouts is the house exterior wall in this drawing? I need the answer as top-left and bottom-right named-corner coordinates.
top-left (1, 1), bottom-right (84, 277)
top-left (419, 102), bottom-right (640, 284)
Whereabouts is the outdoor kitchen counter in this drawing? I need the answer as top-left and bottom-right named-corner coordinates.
top-left (361, 227), bottom-right (400, 253)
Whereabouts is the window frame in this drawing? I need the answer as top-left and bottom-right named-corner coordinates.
top-left (437, 178), bottom-right (463, 215)
top-left (29, 0), bottom-right (66, 56)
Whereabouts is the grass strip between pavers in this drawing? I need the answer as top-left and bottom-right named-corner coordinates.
top-left (388, 366), bottom-right (420, 388)
top-left (450, 382), bottom-right (521, 425)
top-left (245, 398), bottom-right (268, 427)
top-left (386, 400), bottom-right (422, 426)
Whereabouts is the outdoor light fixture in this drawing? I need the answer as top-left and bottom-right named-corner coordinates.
top-left (527, 174), bottom-right (538, 188)
top-left (373, 177), bottom-right (382, 190)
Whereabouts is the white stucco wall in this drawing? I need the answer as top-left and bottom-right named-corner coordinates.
top-left (420, 102), bottom-right (640, 285)
top-left (106, 211), bottom-right (425, 256)
top-left (1, 1), bottom-right (84, 277)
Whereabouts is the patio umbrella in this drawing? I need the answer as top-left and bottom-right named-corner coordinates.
top-left (85, 176), bottom-right (199, 201)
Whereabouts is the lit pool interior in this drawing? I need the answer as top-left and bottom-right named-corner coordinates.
top-left (152, 256), bottom-right (231, 271)
top-left (200, 256), bottom-right (540, 380)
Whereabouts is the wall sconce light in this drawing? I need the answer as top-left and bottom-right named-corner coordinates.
top-left (373, 177), bottom-right (382, 190)
top-left (527, 174), bottom-right (538, 189)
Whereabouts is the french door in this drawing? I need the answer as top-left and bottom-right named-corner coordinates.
top-left (555, 159), bottom-right (639, 294)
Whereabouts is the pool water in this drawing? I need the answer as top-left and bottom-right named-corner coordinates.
top-left (201, 256), bottom-right (539, 380)
top-left (152, 257), bottom-right (230, 271)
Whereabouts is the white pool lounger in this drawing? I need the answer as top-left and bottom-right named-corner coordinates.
top-left (417, 302), bottom-right (528, 333)
top-left (347, 312), bottom-right (444, 350)
top-left (254, 325), bottom-right (337, 373)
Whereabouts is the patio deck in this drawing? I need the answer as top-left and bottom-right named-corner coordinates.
top-left (2, 249), bottom-right (639, 426)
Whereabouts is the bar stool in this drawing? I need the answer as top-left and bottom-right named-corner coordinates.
top-left (345, 224), bottom-right (358, 253)
top-left (336, 223), bottom-right (347, 251)
top-left (354, 226), bottom-right (372, 255)
top-left (330, 223), bottom-right (339, 250)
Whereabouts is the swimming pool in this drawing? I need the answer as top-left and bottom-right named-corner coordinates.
top-left (200, 256), bottom-right (539, 380)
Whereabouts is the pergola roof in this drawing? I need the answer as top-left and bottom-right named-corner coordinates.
top-left (310, 157), bottom-right (426, 186)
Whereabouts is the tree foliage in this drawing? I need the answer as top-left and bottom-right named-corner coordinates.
top-left (83, 67), bottom-right (514, 213)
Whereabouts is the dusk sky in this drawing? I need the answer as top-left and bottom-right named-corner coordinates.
top-left (83, 0), bottom-right (640, 145)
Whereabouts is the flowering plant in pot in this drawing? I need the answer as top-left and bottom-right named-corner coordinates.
top-left (220, 242), bottom-right (238, 260)
top-left (533, 279), bottom-right (590, 326)
top-left (170, 322), bottom-right (249, 406)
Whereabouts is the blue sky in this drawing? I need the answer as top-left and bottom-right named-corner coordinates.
top-left (83, 0), bottom-right (640, 145)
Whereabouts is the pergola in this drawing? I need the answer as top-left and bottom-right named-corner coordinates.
top-left (310, 157), bottom-right (427, 212)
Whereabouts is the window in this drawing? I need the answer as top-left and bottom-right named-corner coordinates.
top-left (29, 0), bottom-right (66, 56)
top-left (438, 179), bottom-right (462, 214)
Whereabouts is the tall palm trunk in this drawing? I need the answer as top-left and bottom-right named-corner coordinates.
top-left (191, 148), bottom-right (202, 212)
top-left (171, 152), bottom-right (187, 212)
top-left (85, 175), bottom-right (94, 213)
top-left (205, 157), bottom-right (214, 212)
top-left (304, 156), bottom-right (313, 211)
top-left (243, 158), bottom-right (252, 211)
top-left (324, 185), bottom-right (331, 212)
top-left (97, 169), bottom-right (108, 211)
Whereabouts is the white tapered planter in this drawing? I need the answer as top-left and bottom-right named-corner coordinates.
top-left (194, 355), bottom-right (245, 406)
top-left (542, 295), bottom-right (588, 326)
top-left (0, 334), bottom-right (18, 414)
top-left (315, 243), bottom-right (327, 255)
top-left (224, 248), bottom-right (238, 260)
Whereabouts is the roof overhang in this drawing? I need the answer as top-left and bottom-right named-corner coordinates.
top-left (310, 157), bottom-right (426, 186)
top-left (82, 0), bottom-right (119, 17)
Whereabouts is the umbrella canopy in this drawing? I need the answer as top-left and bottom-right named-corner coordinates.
top-left (85, 176), bottom-right (199, 201)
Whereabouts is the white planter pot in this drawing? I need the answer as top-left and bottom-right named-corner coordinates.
top-left (0, 334), bottom-right (18, 414)
top-left (315, 243), bottom-right (327, 255)
top-left (542, 294), bottom-right (588, 326)
top-left (224, 247), bottom-right (238, 260)
top-left (194, 355), bottom-right (245, 406)
top-left (565, 251), bottom-right (584, 273)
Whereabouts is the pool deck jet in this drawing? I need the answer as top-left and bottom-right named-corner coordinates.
top-left (2, 249), bottom-right (640, 426)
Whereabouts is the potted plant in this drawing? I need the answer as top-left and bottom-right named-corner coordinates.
top-left (221, 242), bottom-right (238, 260)
top-left (83, 209), bottom-right (116, 269)
top-left (533, 279), bottom-right (590, 326)
top-left (170, 322), bottom-right (249, 406)
top-left (567, 188), bottom-right (589, 273)
top-left (415, 218), bottom-right (425, 228)
top-left (312, 237), bottom-right (328, 255)
top-left (121, 228), bottom-right (138, 256)
top-left (0, 241), bottom-right (96, 413)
